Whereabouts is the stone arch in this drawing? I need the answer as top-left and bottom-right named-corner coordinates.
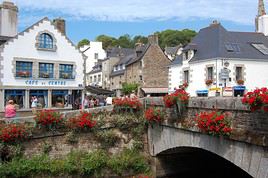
top-left (148, 125), bottom-right (268, 178)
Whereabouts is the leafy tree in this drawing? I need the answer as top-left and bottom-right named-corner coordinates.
top-left (95, 35), bottom-right (118, 49)
top-left (132, 35), bottom-right (148, 47)
top-left (77, 39), bottom-right (90, 48)
top-left (122, 83), bottom-right (139, 95)
top-left (117, 34), bottom-right (132, 48)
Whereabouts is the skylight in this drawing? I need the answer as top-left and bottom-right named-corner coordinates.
top-left (251, 43), bottom-right (268, 55)
top-left (225, 43), bottom-right (240, 52)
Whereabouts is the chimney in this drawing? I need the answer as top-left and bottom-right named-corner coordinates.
top-left (53, 18), bottom-right (66, 35)
top-left (210, 20), bottom-right (220, 26)
top-left (148, 34), bottom-right (158, 45)
top-left (0, 1), bottom-right (18, 37)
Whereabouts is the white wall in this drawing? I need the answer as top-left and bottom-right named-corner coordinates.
top-left (81, 42), bottom-right (106, 73)
top-left (1, 19), bottom-right (84, 88)
top-left (87, 71), bottom-right (102, 87)
top-left (171, 57), bottom-right (268, 96)
top-left (168, 65), bottom-right (181, 93)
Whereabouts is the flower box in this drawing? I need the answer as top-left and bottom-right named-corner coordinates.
top-left (205, 79), bottom-right (213, 86)
top-left (17, 71), bottom-right (30, 77)
top-left (40, 72), bottom-right (50, 78)
top-left (237, 79), bottom-right (244, 85)
top-left (62, 72), bottom-right (71, 79)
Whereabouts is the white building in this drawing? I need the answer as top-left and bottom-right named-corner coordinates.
top-left (169, 20), bottom-right (268, 97)
top-left (0, 1), bottom-right (86, 111)
top-left (87, 62), bottom-right (102, 87)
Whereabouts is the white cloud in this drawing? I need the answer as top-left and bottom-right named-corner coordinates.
top-left (4, 0), bottom-right (258, 25)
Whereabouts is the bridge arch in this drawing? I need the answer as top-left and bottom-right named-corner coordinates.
top-left (148, 125), bottom-right (268, 178)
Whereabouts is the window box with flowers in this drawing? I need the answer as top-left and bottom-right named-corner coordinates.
top-left (17, 71), bottom-right (30, 78)
top-left (236, 79), bottom-right (244, 85)
top-left (61, 72), bottom-right (71, 79)
top-left (144, 107), bottom-right (165, 123)
top-left (195, 111), bottom-right (232, 136)
top-left (242, 87), bottom-right (268, 112)
top-left (205, 79), bottom-right (213, 86)
top-left (40, 72), bottom-right (50, 78)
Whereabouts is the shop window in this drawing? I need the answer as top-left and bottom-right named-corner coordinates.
top-left (5, 90), bottom-right (25, 109)
top-left (52, 90), bottom-right (68, 108)
top-left (59, 64), bottom-right (74, 79)
top-left (184, 70), bottom-right (189, 83)
top-left (39, 63), bottom-right (54, 78)
top-left (29, 90), bottom-right (48, 108)
top-left (236, 67), bottom-right (243, 81)
top-left (38, 33), bottom-right (53, 49)
top-left (207, 67), bottom-right (213, 80)
top-left (16, 61), bottom-right (33, 78)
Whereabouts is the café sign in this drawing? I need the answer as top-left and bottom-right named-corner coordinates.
top-left (25, 80), bottom-right (66, 86)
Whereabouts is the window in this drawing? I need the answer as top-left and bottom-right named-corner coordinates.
top-left (115, 66), bottom-right (118, 71)
top-left (251, 43), bottom-right (268, 55)
top-left (139, 75), bottom-right (143, 81)
top-left (94, 53), bottom-right (98, 59)
top-left (98, 74), bottom-right (101, 82)
top-left (225, 43), bottom-right (240, 52)
top-left (207, 67), bottom-right (213, 80)
top-left (38, 33), bottom-right (53, 49)
top-left (90, 76), bottom-right (92, 83)
top-left (59, 64), bottom-right (73, 79)
top-left (52, 90), bottom-right (68, 107)
top-left (16, 61), bottom-right (32, 78)
top-left (236, 67), bottom-right (243, 81)
top-left (39, 63), bottom-right (54, 78)
top-left (29, 90), bottom-right (48, 108)
top-left (5, 90), bottom-right (25, 109)
top-left (120, 64), bottom-right (123, 70)
top-left (184, 70), bottom-right (189, 83)
top-left (94, 75), bottom-right (97, 82)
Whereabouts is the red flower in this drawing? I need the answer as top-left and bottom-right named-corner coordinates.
top-left (242, 87), bottom-right (268, 112)
top-left (66, 111), bottom-right (96, 130)
top-left (144, 107), bottom-right (164, 123)
top-left (163, 89), bottom-right (189, 108)
top-left (0, 124), bottom-right (29, 143)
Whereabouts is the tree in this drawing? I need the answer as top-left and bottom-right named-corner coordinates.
top-left (95, 35), bottom-right (118, 49)
top-left (122, 83), bottom-right (139, 95)
top-left (117, 34), bottom-right (132, 48)
top-left (132, 35), bottom-right (148, 47)
top-left (77, 39), bottom-right (90, 48)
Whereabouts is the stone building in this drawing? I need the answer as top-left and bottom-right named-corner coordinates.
top-left (126, 35), bottom-right (171, 97)
top-left (0, 1), bottom-right (86, 111)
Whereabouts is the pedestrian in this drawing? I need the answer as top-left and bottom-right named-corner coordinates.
top-left (83, 96), bottom-right (89, 109)
top-left (106, 96), bottom-right (113, 105)
top-left (5, 100), bottom-right (17, 123)
top-left (31, 96), bottom-right (38, 114)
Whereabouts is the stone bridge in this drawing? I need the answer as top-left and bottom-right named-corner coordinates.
top-left (146, 97), bottom-right (268, 178)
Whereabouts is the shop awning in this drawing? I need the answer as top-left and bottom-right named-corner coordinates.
top-left (85, 85), bottom-right (114, 95)
top-left (141, 88), bottom-right (168, 94)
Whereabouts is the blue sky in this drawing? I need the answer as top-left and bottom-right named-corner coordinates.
top-left (4, 0), bottom-right (260, 44)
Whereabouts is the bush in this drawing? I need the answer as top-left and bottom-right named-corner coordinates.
top-left (95, 130), bottom-right (120, 148)
top-left (0, 124), bottom-right (29, 144)
top-left (66, 111), bottom-right (96, 131)
top-left (34, 110), bottom-right (64, 130)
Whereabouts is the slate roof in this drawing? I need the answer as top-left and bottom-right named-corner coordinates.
top-left (87, 63), bottom-right (102, 75)
top-left (126, 44), bottom-right (150, 66)
top-left (110, 70), bottom-right (125, 77)
top-left (170, 55), bottom-right (183, 66)
top-left (165, 46), bottom-right (180, 55)
top-left (106, 47), bottom-right (135, 58)
top-left (186, 23), bottom-right (268, 63)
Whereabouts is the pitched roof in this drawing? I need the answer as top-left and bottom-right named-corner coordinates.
top-left (110, 69), bottom-right (125, 77)
top-left (0, 36), bottom-right (12, 45)
top-left (170, 55), bottom-right (183, 66)
top-left (126, 44), bottom-right (150, 66)
top-left (106, 47), bottom-right (135, 58)
top-left (186, 23), bottom-right (268, 62)
top-left (165, 46), bottom-right (180, 55)
top-left (87, 63), bottom-right (102, 75)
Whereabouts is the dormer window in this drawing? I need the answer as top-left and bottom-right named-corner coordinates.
top-left (36, 31), bottom-right (57, 51)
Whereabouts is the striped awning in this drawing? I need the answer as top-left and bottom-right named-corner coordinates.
top-left (141, 87), bottom-right (168, 94)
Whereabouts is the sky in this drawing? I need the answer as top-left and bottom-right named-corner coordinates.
top-left (2, 0), bottom-right (261, 44)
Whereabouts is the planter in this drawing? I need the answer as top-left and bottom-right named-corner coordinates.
top-left (205, 79), bottom-right (213, 86)
top-left (40, 72), bottom-right (50, 78)
top-left (237, 79), bottom-right (244, 85)
top-left (17, 71), bottom-right (30, 77)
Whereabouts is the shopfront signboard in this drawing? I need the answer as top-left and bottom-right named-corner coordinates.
top-left (223, 87), bottom-right (233, 97)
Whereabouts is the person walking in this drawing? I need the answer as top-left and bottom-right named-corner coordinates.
top-left (5, 100), bottom-right (17, 123)
top-left (31, 96), bottom-right (38, 114)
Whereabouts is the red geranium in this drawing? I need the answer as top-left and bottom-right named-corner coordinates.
top-left (34, 109), bottom-right (64, 129)
top-left (144, 107), bottom-right (165, 123)
top-left (67, 111), bottom-right (96, 130)
top-left (163, 89), bottom-right (189, 108)
top-left (242, 87), bottom-right (268, 112)
top-left (0, 124), bottom-right (29, 144)
top-left (195, 111), bottom-right (232, 136)
top-left (113, 97), bottom-right (142, 111)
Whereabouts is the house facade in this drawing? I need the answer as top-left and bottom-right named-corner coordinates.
top-left (169, 20), bottom-right (268, 97)
top-left (0, 2), bottom-right (85, 111)
top-left (126, 35), bottom-right (171, 97)
top-left (87, 61), bottom-right (102, 87)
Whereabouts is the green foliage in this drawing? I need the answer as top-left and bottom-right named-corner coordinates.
top-left (65, 131), bottom-right (79, 144)
top-left (77, 39), bottom-right (90, 48)
top-left (42, 142), bottom-right (52, 154)
top-left (108, 148), bottom-right (150, 175)
top-left (95, 29), bottom-right (196, 50)
top-left (0, 148), bottom-right (150, 177)
top-left (122, 82), bottom-right (139, 95)
top-left (95, 130), bottom-right (120, 148)
top-left (132, 140), bottom-right (144, 151)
